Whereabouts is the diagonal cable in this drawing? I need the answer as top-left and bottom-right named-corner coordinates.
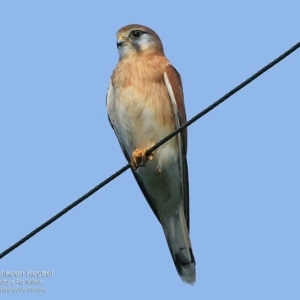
top-left (147, 41), bottom-right (300, 154)
top-left (0, 41), bottom-right (299, 261)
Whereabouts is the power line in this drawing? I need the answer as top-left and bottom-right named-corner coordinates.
top-left (0, 41), bottom-right (299, 261)
top-left (147, 41), bottom-right (300, 154)
top-left (0, 164), bottom-right (130, 260)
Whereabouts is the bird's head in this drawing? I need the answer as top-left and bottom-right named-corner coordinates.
top-left (116, 24), bottom-right (164, 59)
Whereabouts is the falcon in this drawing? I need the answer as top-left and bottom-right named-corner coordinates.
top-left (106, 24), bottom-right (196, 284)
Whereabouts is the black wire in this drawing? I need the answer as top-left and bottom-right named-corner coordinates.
top-left (0, 164), bottom-right (130, 260)
top-left (147, 41), bottom-right (300, 154)
top-left (0, 41), bottom-right (299, 261)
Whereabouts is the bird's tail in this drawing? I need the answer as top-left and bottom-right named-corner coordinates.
top-left (161, 205), bottom-right (196, 284)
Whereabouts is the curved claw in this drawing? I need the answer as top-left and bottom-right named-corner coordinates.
top-left (131, 148), bottom-right (154, 170)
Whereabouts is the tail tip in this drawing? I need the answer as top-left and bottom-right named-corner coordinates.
top-left (175, 247), bottom-right (196, 285)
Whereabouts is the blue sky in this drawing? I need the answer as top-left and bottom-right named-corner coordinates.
top-left (1, 1), bottom-right (299, 299)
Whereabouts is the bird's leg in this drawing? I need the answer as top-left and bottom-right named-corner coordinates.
top-left (131, 148), bottom-right (154, 170)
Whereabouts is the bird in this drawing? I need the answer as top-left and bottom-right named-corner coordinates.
top-left (106, 24), bottom-right (196, 284)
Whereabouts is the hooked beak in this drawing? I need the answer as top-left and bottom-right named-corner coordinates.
top-left (117, 36), bottom-right (127, 49)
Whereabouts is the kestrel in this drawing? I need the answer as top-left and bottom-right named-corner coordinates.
top-left (106, 24), bottom-right (196, 284)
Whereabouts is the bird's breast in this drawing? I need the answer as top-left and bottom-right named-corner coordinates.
top-left (116, 84), bottom-right (175, 148)
top-left (109, 60), bottom-right (177, 162)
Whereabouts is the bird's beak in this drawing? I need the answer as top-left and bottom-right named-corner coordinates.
top-left (117, 36), bottom-right (127, 49)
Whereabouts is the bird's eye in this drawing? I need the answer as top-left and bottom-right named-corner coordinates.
top-left (131, 31), bottom-right (141, 38)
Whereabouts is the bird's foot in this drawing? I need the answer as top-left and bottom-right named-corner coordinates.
top-left (131, 148), bottom-right (154, 170)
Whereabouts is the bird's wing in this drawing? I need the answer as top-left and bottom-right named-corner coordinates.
top-left (163, 64), bottom-right (190, 230)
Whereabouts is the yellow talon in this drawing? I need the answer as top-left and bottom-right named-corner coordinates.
top-left (131, 148), bottom-right (154, 170)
